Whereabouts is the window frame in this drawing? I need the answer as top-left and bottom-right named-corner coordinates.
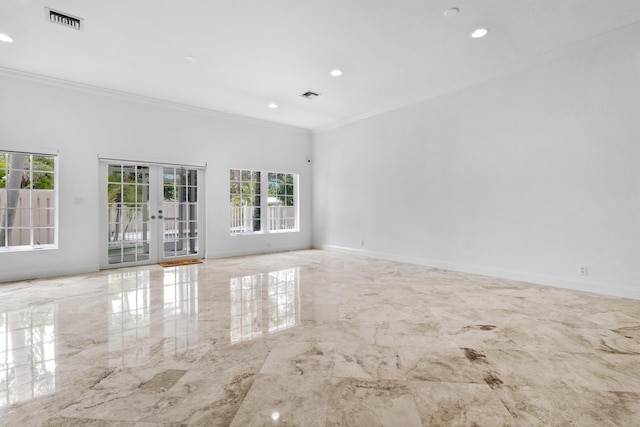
top-left (229, 168), bottom-right (299, 235)
top-left (0, 150), bottom-right (58, 252)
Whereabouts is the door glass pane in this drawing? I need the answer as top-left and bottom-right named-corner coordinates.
top-left (107, 163), bottom-right (151, 265)
top-left (163, 167), bottom-right (198, 258)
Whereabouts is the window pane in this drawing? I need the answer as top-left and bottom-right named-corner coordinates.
top-left (33, 209), bottom-right (55, 227)
top-left (4, 209), bottom-right (26, 227)
top-left (176, 185), bottom-right (188, 203)
top-left (109, 223), bottom-right (123, 242)
top-left (31, 156), bottom-right (55, 171)
top-left (31, 172), bottom-right (54, 190)
top-left (121, 184), bottom-right (137, 204)
top-left (123, 168), bottom-right (137, 183)
top-left (20, 175), bottom-right (31, 190)
top-left (176, 221), bottom-right (187, 236)
top-left (188, 203), bottom-right (197, 221)
top-left (188, 170), bottom-right (197, 186)
top-left (187, 186), bottom-right (197, 203)
top-left (138, 168), bottom-right (149, 184)
top-left (34, 228), bottom-right (54, 245)
top-left (230, 181), bottom-right (240, 196)
top-left (108, 243), bottom-right (124, 264)
top-left (137, 185), bottom-right (149, 202)
top-left (188, 238), bottom-right (198, 254)
top-left (163, 168), bottom-right (175, 185)
top-left (135, 244), bottom-right (149, 257)
top-left (188, 221), bottom-right (198, 235)
top-left (7, 228), bottom-right (30, 246)
top-left (108, 165), bottom-right (122, 182)
top-left (175, 169), bottom-right (186, 185)
top-left (108, 184), bottom-right (122, 203)
top-left (34, 192), bottom-right (54, 209)
top-left (164, 185), bottom-right (175, 201)
top-left (268, 177), bottom-right (277, 196)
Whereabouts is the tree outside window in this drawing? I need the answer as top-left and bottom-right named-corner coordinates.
top-left (0, 152), bottom-right (56, 249)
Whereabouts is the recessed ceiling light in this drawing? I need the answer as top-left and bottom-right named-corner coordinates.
top-left (0, 33), bottom-right (13, 43)
top-left (444, 7), bottom-right (459, 18)
top-left (268, 103), bottom-right (278, 109)
top-left (330, 69), bottom-right (342, 77)
top-left (185, 55), bottom-right (197, 62)
top-left (471, 28), bottom-right (489, 39)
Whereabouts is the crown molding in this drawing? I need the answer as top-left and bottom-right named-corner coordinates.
top-left (0, 66), bottom-right (310, 134)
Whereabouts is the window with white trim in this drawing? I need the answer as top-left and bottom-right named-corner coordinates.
top-left (0, 151), bottom-right (57, 250)
top-left (267, 172), bottom-right (296, 232)
top-left (229, 169), bottom-right (298, 234)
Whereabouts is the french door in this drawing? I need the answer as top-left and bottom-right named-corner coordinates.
top-left (100, 161), bottom-right (204, 268)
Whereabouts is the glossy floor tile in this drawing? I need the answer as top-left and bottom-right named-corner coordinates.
top-left (0, 250), bottom-right (639, 426)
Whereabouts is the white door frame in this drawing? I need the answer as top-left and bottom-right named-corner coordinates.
top-left (99, 159), bottom-right (205, 269)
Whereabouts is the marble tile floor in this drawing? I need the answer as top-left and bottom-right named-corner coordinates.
top-left (0, 249), bottom-right (639, 426)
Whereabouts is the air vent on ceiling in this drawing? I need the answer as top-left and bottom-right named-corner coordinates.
top-left (46, 8), bottom-right (83, 31)
top-left (301, 91), bottom-right (320, 99)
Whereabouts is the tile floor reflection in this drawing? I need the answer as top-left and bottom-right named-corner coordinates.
top-left (0, 305), bottom-right (56, 407)
top-left (230, 268), bottom-right (299, 344)
top-left (0, 249), bottom-right (638, 426)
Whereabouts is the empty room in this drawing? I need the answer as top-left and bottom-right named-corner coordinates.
top-left (0, 1), bottom-right (639, 426)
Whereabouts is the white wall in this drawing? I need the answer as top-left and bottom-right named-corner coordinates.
top-left (312, 31), bottom-right (640, 299)
top-left (0, 71), bottom-right (311, 282)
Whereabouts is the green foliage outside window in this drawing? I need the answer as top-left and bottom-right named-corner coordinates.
top-left (230, 169), bottom-right (260, 207)
top-left (0, 153), bottom-right (55, 190)
top-left (268, 173), bottom-right (294, 206)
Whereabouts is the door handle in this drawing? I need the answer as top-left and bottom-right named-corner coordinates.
top-left (158, 215), bottom-right (163, 219)
top-left (151, 215), bottom-right (156, 219)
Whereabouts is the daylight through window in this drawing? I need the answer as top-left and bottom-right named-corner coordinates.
top-left (0, 151), bottom-right (57, 250)
top-left (230, 169), bottom-right (298, 234)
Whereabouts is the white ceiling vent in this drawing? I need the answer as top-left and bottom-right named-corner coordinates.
top-left (301, 91), bottom-right (320, 99)
top-left (46, 8), bottom-right (83, 31)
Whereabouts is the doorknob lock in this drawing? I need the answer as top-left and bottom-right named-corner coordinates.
top-left (151, 215), bottom-right (156, 219)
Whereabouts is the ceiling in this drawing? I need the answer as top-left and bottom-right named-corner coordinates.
top-left (1, 1), bottom-right (639, 130)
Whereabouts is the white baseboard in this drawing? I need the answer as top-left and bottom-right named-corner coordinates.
top-left (207, 244), bottom-right (312, 260)
top-left (0, 263), bottom-right (100, 284)
top-left (316, 244), bottom-right (639, 301)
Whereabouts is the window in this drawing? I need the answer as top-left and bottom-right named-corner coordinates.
top-left (267, 172), bottom-right (296, 232)
top-left (230, 169), bottom-right (261, 233)
top-left (229, 169), bottom-right (298, 234)
top-left (0, 151), bottom-right (57, 250)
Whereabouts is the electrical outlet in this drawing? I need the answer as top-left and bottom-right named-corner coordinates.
top-left (361, 240), bottom-right (365, 247)
top-left (579, 265), bottom-right (588, 276)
